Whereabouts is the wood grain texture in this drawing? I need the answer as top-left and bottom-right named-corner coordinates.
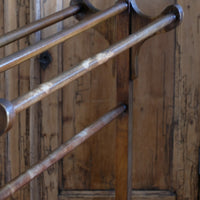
top-left (18, 1), bottom-right (31, 198)
top-left (172, 1), bottom-right (200, 199)
top-left (132, 32), bottom-right (175, 190)
top-left (29, 0), bottom-right (41, 199)
top-left (59, 190), bottom-right (176, 200)
top-left (131, 2), bottom-right (175, 190)
top-left (0, 0), bottom-right (199, 200)
top-left (4, 0), bottom-right (30, 199)
top-left (39, 1), bottom-right (63, 200)
top-left (115, 12), bottom-right (130, 200)
top-left (0, 0), bottom-right (5, 193)
top-left (61, 0), bottom-right (117, 191)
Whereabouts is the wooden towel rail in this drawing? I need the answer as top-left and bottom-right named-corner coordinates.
top-left (0, 105), bottom-right (126, 200)
top-left (0, 2), bottom-right (128, 73)
top-left (0, 1), bottom-right (184, 199)
top-left (0, 5), bottom-right (183, 135)
top-left (0, 5), bottom-right (80, 48)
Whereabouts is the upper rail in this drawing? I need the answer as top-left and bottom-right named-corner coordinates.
top-left (0, 4), bottom-right (183, 136)
top-left (0, 2), bottom-right (128, 73)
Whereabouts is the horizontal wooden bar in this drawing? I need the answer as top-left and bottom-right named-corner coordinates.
top-left (13, 13), bottom-right (176, 113)
top-left (59, 190), bottom-right (176, 200)
top-left (0, 2), bottom-right (128, 73)
top-left (0, 105), bottom-right (126, 200)
top-left (0, 12), bottom-right (177, 136)
top-left (0, 5), bottom-right (80, 47)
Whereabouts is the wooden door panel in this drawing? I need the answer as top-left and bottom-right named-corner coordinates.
top-left (61, 30), bottom-right (116, 190)
top-left (132, 33), bottom-right (175, 189)
top-left (61, 0), bottom-right (119, 191)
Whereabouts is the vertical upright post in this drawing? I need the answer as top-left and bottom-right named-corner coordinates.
top-left (30, 0), bottom-right (41, 199)
top-left (115, 8), bottom-right (130, 200)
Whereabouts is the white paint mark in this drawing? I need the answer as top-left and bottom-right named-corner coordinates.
top-left (82, 51), bottom-right (114, 69)
top-left (79, 130), bottom-right (88, 137)
top-left (95, 51), bottom-right (115, 65)
top-left (39, 82), bottom-right (54, 94)
top-left (82, 59), bottom-right (92, 69)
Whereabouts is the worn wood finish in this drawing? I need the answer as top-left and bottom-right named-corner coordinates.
top-left (61, 0), bottom-right (117, 192)
top-left (0, 0), bottom-right (199, 200)
top-left (29, 0), bottom-right (42, 199)
top-left (0, 106), bottom-right (125, 200)
top-left (60, 2), bottom-right (130, 200)
top-left (131, 1), bottom-right (175, 190)
top-left (115, 12), bottom-right (130, 200)
top-left (0, 0), bottom-right (5, 193)
top-left (39, 1), bottom-right (63, 200)
top-left (4, 5), bottom-right (20, 200)
top-left (132, 31), bottom-right (175, 189)
top-left (4, 1), bottom-right (30, 199)
top-left (59, 190), bottom-right (176, 200)
top-left (18, 1), bottom-right (31, 199)
top-left (172, 1), bottom-right (200, 199)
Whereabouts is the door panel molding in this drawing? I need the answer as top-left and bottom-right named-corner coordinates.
top-left (59, 190), bottom-right (176, 200)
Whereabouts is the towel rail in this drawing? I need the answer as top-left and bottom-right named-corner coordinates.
top-left (0, 2), bottom-right (184, 200)
top-left (0, 2), bottom-right (128, 73)
top-left (0, 5), bottom-right (80, 47)
top-left (0, 105), bottom-right (126, 200)
top-left (0, 4), bottom-right (183, 136)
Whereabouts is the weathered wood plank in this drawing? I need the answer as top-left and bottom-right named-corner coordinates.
top-left (4, 0), bottom-right (30, 199)
top-left (115, 11), bottom-right (130, 200)
top-left (39, 1), bottom-right (63, 199)
top-left (61, 0), bottom-right (117, 191)
top-left (18, 0), bottom-right (30, 198)
top-left (0, 0), bottom-right (5, 192)
top-left (59, 190), bottom-right (176, 200)
top-left (172, 1), bottom-right (200, 199)
top-left (0, 1), bottom-right (199, 200)
top-left (29, 0), bottom-right (41, 199)
top-left (131, 7), bottom-right (175, 190)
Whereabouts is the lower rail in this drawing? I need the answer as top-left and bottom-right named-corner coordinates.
top-left (0, 105), bottom-right (126, 200)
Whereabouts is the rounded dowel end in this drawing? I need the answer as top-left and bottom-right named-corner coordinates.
top-left (163, 4), bottom-right (184, 31)
top-left (0, 99), bottom-right (15, 136)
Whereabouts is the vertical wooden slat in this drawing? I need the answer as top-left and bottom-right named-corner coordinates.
top-left (57, 0), bottom-right (64, 195)
top-left (173, 1), bottom-right (200, 199)
top-left (40, 1), bottom-right (63, 199)
top-left (131, 13), bottom-right (175, 191)
top-left (62, 0), bottom-right (117, 192)
top-left (115, 11), bottom-right (130, 200)
top-left (128, 80), bottom-right (133, 200)
top-left (4, 0), bottom-right (31, 198)
top-left (0, 0), bottom-right (5, 192)
top-left (18, 1), bottom-right (31, 199)
top-left (4, 0), bottom-right (19, 183)
top-left (4, 1), bottom-right (20, 199)
top-left (29, 0), bottom-right (41, 199)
